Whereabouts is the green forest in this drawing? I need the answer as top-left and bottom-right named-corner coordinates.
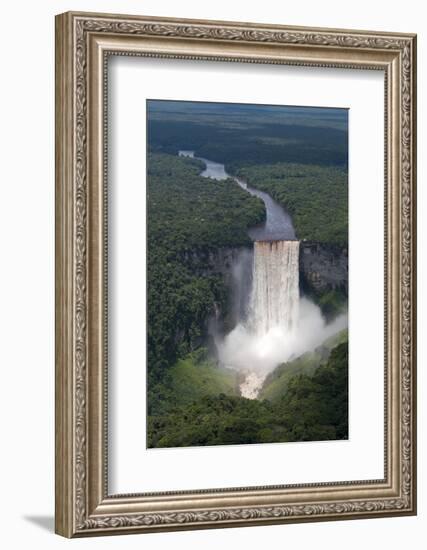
top-left (147, 153), bottom-right (265, 412)
top-left (149, 101), bottom-right (348, 246)
top-left (148, 341), bottom-right (348, 448)
top-left (146, 101), bottom-right (349, 448)
top-left (235, 163), bottom-right (348, 246)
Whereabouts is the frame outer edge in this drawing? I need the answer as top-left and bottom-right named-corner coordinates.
top-left (54, 10), bottom-right (417, 537)
top-left (55, 12), bottom-right (75, 538)
top-left (62, 10), bottom-right (417, 40)
top-left (409, 34), bottom-right (417, 514)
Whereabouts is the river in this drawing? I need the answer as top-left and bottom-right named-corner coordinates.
top-left (178, 150), bottom-right (296, 241)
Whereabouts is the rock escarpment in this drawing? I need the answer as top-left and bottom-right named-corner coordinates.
top-left (299, 241), bottom-right (348, 295)
top-left (178, 241), bottom-right (348, 339)
top-left (181, 241), bottom-right (348, 307)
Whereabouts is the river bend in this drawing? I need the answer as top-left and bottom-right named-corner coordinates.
top-left (178, 150), bottom-right (296, 241)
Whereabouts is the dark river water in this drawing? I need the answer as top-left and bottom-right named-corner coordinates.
top-left (178, 150), bottom-right (296, 241)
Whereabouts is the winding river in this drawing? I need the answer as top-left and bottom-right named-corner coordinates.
top-left (178, 150), bottom-right (295, 241)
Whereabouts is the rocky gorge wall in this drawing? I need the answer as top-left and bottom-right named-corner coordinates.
top-left (181, 241), bottom-right (348, 327)
top-left (180, 247), bottom-right (249, 283)
top-left (180, 246), bottom-right (253, 330)
top-left (174, 241), bottom-right (347, 363)
top-left (182, 242), bottom-right (348, 297)
top-left (299, 241), bottom-right (348, 295)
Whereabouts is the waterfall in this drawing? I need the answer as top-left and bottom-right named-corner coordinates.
top-left (248, 240), bottom-right (300, 335)
top-left (217, 238), bottom-right (346, 400)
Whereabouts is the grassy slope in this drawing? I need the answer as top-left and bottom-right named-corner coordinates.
top-left (148, 350), bottom-right (240, 448)
top-left (260, 330), bottom-right (348, 402)
top-left (167, 354), bottom-right (239, 406)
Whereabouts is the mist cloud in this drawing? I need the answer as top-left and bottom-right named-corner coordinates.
top-left (217, 297), bottom-right (347, 375)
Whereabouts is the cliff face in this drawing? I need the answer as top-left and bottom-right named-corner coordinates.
top-left (180, 247), bottom-right (249, 283)
top-left (299, 241), bottom-right (348, 295)
top-left (179, 241), bottom-right (347, 336)
top-left (180, 246), bottom-right (253, 332)
top-left (182, 241), bottom-right (348, 301)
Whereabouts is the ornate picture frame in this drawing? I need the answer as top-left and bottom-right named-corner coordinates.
top-left (55, 11), bottom-right (417, 537)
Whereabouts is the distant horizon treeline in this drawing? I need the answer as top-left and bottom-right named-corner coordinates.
top-left (148, 117), bottom-right (348, 170)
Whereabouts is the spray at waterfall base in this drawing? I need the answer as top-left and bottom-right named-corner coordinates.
top-left (215, 240), bottom-right (347, 399)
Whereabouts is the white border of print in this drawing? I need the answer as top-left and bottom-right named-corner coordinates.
top-left (108, 56), bottom-right (384, 495)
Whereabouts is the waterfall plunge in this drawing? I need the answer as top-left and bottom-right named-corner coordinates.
top-left (217, 241), bottom-right (347, 399)
top-left (217, 238), bottom-right (347, 398)
top-left (249, 240), bottom-right (300, 336)
top-left (218, 240), bottom-right (301, 398)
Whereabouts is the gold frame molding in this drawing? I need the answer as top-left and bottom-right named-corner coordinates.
top-left (55, 11), bottom-right (417, 538)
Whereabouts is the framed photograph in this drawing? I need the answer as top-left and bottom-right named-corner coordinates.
top-left (55, 11), bottom-right (417, 537)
